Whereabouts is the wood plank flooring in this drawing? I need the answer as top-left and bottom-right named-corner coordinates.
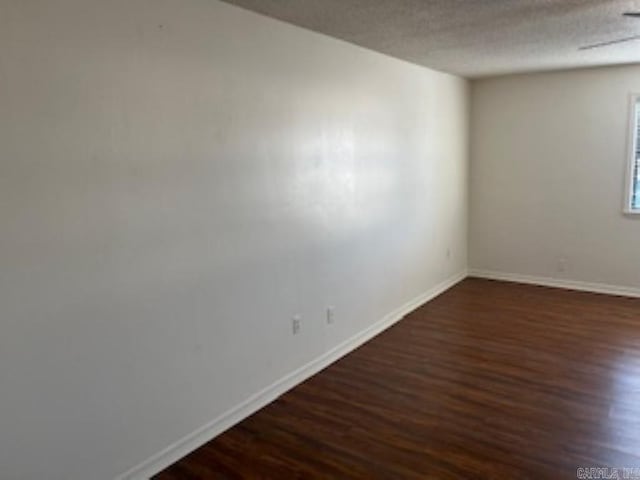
top-left (155, 278), bottom-right (640, 479)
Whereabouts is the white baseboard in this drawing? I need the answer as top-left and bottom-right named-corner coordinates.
top-left (115, 270), bottom-right (468, 480)
top-left (469, 269), bottom-right (640, 299)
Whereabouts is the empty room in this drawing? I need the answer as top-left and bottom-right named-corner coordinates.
top-left (2, 0), bottom-right (640, 479)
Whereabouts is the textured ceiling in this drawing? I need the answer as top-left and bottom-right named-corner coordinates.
top-left (221, 0), bottom-right (640, 78)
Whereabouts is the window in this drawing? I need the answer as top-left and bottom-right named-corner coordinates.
top-left (626, 95), bottom-right (640, 213)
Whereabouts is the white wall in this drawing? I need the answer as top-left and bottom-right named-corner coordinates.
top-left (470, 65), bottom-right (640, 290)
top-left (0, 1), bottom-right (469, 479)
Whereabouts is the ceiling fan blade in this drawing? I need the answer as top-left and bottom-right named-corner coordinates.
top-left (579, 34), bottom-right (640, 50)
top-left (623, 12), bottom-right (640, 17)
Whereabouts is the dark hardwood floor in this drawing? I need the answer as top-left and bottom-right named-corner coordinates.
top-left (155, 278), bottom-right (640, 479)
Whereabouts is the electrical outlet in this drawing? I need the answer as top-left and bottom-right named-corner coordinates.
top-left (557, 257), bottom-right (567, 273)
top-left (292, 315), bottom-right (301, 335)
top-left (326, 307), bottom-right (335, 325)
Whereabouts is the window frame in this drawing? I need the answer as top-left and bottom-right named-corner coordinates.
top-left (624, 93), bottom-right (640, 215)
